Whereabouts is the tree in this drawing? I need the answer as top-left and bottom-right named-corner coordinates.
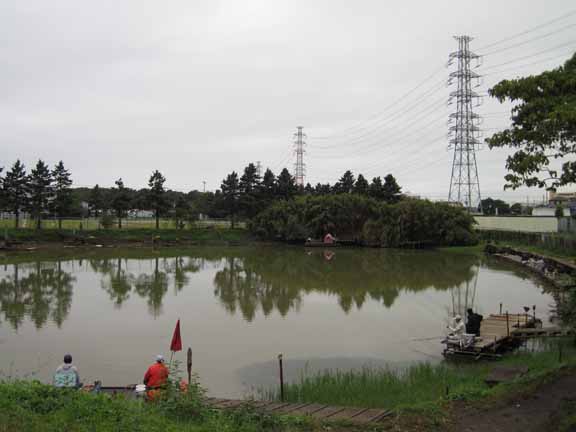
top-left (111, 178), bottom-right (131, 229)
top-left (172, 196), bottom-right (197, 229)
top-left (382, 174), bottom-right (402, 204)
top-left (354, 174), bottom-right (369, 195)
top-left (510, 203), bottom-right (523, 215)
top-left (3, 160), bottom-right (28, 228)
top-left (148, 170), bottom-right (168, 230)
top-left (239, 163), bottom-right (261, 219)
top-left (480, 198), bottom-right (510, 216)
top-left (275, 168), bottom-right (297, 200)
top-left (486, 53), bottom-right (576, 190)
top-left (88, 184), bottom-right (106, 217)
top-left (304, 183), bottom-right (314, 195)
top-left (555, 203), bottom-right (565, 219)
top-left (334, 170), bottom-right (355, 194)
top-left (368, 176), bottom-right (385, 200)
top-left (51, 161), bottom-right (73, 229)
top-left (315, 183), bottom-right (332, 195)
top-left (221, 172), bottom-right (240, 228)
top-left (28, 160), bottom-right (53, 229)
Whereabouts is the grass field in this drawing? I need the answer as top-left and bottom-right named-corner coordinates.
top-left (262, 338), bottom-right (576, 411)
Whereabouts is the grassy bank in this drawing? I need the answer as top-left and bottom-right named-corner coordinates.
top-left (0, 380), bottom-right (316, 432)
top-left (262, 339), bottom-right (576, 412)
top-left (0, 227), bottom-right (252, 245)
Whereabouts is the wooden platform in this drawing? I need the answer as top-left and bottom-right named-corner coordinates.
top-left (205, 398), bottom-right (392, 424)
top-left (473, 313), bottom-right (533, 351)
top-left (98, 388), bottom-right (391, 424)
top-left (444, 313), bottom-right (541, 358)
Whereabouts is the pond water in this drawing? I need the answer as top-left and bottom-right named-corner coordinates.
top-left (0, 246), bottom-right (554, 397)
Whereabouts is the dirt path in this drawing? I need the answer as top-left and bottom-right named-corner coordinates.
top-left (452, 369), bottom-right (576, 432)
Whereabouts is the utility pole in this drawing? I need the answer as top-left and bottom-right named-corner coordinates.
top-left (293, 126), bottom-right (306, 187)
top-left (256, 161), bottom-right (262, 178)
top-left (447, 36), bottom-right (482, 212)
top-left (202, 181), bottom-right (206, 193)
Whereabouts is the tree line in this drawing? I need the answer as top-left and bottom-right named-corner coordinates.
top-left (0, 160), bottom-right (199, 229)
top-left (0, 158), bottom-right (403, 230)
top-left (218, 164), bottom-right (402, 227)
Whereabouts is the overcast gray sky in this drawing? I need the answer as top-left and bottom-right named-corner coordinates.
top-left (1, 0), bottom-right (575, 202)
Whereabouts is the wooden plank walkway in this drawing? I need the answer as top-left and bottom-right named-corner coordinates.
top-left (205, 398), bottom-right (392, 424)
top-left (473, 313), bottom-right (534, 351)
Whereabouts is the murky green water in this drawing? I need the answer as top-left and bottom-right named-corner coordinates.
top-left (0, 246), bottom-right (553, 397)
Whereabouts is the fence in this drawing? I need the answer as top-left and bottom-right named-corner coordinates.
top-left (0, 217), bottom-right (244, 230)
top-left (474, 216), bottom-right (558, 233)
top-left (479, 229), bottom-right (576, 255)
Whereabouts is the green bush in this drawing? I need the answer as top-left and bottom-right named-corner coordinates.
top-left (250, 195), bottom-right (477, 247)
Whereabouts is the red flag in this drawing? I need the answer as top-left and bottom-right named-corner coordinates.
top-left (170, 319), bottom-right (182, 352)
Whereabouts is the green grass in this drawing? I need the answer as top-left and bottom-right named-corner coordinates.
top-left (0, 227), bottom-right (252, 244)
top-left (262, 338), bottom-right (576, 412)
top-left (0, 380), bottom-right (315, 432)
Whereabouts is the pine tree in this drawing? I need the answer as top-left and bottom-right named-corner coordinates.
top-left (111, 178), bottom-right (131, 229)
top-left (369, 176), bottom-right (385, 200)
top-left (239, 163), bottom-right (261, 219)
top-left (221, 172), bottom-right (240, 228)
top-left (275, 168), bottom-right (297, 200)
top-left (88, 184), bottom-right (106, 217)
top-left (51, 161), bottom-right (73, 229)
top-left (28, 160), bottom-right (53, 229)
top-left (3, 160), bottom-right (28, 228)
top-left (260, 169), bottom-right (276, 202)
top-left (334, 170), bottom-right (355, 194)
top-left (382, 174), bottom-right (402, 203)
top-left (354, 174), bottom-right (369, 195)
top-left (148, 170), bottom-right (168, 230)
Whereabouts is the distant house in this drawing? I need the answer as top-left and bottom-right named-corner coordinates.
top-left (532, 206), bottom-right (567, 217)
top-left (128, 209), bottom-right (154, 218)
top-left (548, 191), bottom-right (576, 216)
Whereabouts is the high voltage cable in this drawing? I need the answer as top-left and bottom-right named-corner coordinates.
top-left (483, 50), bottom-right (575, 77)
top-left (309, 97), bottom-right (448, 155)
top-left (482, 40), bottom-right (576, 71)
top-left (480, 23), bottom-right (576, 56)
top-left (476, 9), bottom-right (576, 51)
top-left (310, 109), bottom-right (448, 162)
top-left (311, 66), bottom-right (446, 139)
top-left (310, 82), bottom-right (447, 148)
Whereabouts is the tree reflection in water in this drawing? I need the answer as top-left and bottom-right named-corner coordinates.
top-left (0, 261), bottom-right (75, 330)
top-left (0, 248), bottom-right (483, 328)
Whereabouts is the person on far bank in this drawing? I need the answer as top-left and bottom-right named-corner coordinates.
top-left (143, 355), bottom-right (169, 401)
top-left (53, 354), bottom-right (81, 388)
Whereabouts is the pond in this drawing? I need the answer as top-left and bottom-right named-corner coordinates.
top-left (0, 246), bottom-right (554, 397)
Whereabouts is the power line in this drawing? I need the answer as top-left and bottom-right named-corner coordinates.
top-left (311, 66), bottom-right (446, 139)
top-left (482, 40), bottom-right (576, 72)
top-left (476, 9), bottom-right (576, 51)
top-left (480, 23), bottom-right (576, 56)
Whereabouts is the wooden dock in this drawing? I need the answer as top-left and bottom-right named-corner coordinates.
top-left (444, 313), bottom-right (544, 358)
top-left (205, 398), bottom-right (392, 424)
top-left (98, 388), bottom-right (392, 424)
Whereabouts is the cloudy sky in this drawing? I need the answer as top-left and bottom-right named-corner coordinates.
top-left (1, 0), bottom-right (574, 203)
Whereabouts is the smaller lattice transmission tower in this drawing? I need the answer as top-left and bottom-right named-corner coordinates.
top-left (293, 126), bottom-right (306, 186)
top-left (447, 35), bottom-right (482, 212)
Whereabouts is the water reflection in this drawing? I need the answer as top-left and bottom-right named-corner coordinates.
top-left (0, 261), bottom-right (75, 330)
top-left (0, 248), bottom-right (482, 329)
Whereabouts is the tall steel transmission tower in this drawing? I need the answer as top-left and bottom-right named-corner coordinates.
top-left (293, 126), bottom-right (306, 186)
top-left (447, 36), bottom-right (482, 212)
